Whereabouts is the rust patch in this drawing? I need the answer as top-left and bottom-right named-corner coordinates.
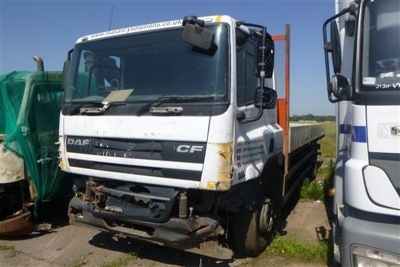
top-left (215, 143), bottom-right (233, 191)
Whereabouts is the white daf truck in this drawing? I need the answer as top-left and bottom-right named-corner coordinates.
top-left (60, 15), bottom-right (324, 259)
top-left (323, 0), bottom-right (400, 266)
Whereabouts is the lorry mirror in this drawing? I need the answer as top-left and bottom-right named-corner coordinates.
top-left (330, 21), bottom-right (341, 74)
top-left (62, 49), bottom-right (73, 90)
top-left (331, 74), bottom-right (352, 101)
top-left (182, 23), bottom-right (215, 50)
top-left (255, 32), bottom-right (274, 79)
top-left (254, 86), bottom-right (277, 109)
top-left (62, 60), bottom-right (69, 90)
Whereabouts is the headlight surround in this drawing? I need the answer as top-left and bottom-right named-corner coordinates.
top-left (353, 245), bottom-right (400, 267)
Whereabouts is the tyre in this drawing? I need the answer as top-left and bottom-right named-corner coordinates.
top-left (232, 197), bottom-right (275, 256)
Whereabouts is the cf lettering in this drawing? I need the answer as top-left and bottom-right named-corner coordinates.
top-left (176, 145), bottom-right (203, 153)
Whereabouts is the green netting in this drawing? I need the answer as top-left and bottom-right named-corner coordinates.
top-left (0, 71), bottom-right (72, 204)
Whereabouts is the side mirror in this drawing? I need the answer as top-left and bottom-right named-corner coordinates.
top-left (254, 87), bottom-right (277, 109)
top-left (323, 5), bottom-right (356, 103)
top-left (255, 32), bottom-right (275, 79)
top-left (331, 74), bottom-right (352, 100)
top-left (182, 16), bottom-right (215, 50)
top-left (330, 21), bottom-right (342, 74)
top-left (62, 49), bottom-right (73, 90)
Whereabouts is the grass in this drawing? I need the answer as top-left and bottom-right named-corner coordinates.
top-left (301, 178), bottom-right (326, 200)
top-left (301, 160), bottom-right (335, 201)
top-left (319, 121), bottom-right (336, 159)
top-left (100, 253), bottom-right (137, 267)
top-left (70, 259), bottom-right (89, 267)
top-left (301, 121), bottom-right (336, 201)
top-left (272, 121), bottom-right (335, 263)
top-left (0, 244), bottom-right (19, 258)
top-left (267, 235), bottom-right (328, 262)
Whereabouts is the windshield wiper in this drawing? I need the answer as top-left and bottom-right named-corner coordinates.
top-left (68, 101), bottom-right (125, 115)
top-left (80, 101), bottom-right (129, 115)
top-left (68, 102), bottom-right (103, 115)
top-left (135, 96), bottom-right (219, 116)
top-left (80, 102), bottom-right (110, 115)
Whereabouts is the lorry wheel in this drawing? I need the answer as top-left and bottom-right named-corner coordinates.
top-left (232, 197), bottom-right (275, 256)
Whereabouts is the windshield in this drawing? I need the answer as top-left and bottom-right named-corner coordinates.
top-left (64, 24), bottom-right (229, 107)
top-left (361, 0), bottom-right (400, 91)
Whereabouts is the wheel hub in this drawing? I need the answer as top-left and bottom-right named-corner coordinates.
top-left (259, 198), bottom-right (274, 233)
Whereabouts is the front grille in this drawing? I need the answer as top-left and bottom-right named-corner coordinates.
top-left (66, 136), bottom-right (206, 181)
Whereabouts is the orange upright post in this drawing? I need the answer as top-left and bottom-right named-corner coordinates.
top-left (273, 24), bottom-right (290, 176)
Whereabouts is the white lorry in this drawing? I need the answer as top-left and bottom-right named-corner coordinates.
top-left (323, 0), bottom-right (400, 266)
top-left (60, 15), bottom-right (324, 259)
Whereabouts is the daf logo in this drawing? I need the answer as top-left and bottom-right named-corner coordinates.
top-left (67, 138), bottom-right (90, 146)
top-left (176, 145), bottom-right (204, 153)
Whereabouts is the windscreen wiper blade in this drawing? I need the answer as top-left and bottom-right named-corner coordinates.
top-left (68, 102), bottom-right (103, 115)
top-left (136, 96), bottom-right (183, 116)
top-left (70, 89), bottom-right (134, 115)
top-left (135, 96), bottom-right (219, 116)
top-left (80, 102), bottom-right (109, 115)
top-left (80, 101), bottom-right (128, 115)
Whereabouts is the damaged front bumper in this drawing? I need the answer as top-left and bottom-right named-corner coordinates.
top-left (68, 196), bottom-right (233, 259)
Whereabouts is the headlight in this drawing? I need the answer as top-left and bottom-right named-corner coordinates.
top-left (353, 245), bottom-right (400, 267)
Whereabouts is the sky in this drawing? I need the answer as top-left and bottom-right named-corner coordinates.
top-left (0, 0), bottom-right (336, 116)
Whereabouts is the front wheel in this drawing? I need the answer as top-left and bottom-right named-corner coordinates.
top-left (231, 197), bottom-right (275, 256)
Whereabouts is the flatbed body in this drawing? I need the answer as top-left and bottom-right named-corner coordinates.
top-left (289, 122), bottom-right (325, 153)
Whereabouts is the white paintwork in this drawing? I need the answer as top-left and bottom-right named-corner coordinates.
top-left (363, 166), bottom-right (400, 211)
top-left (345, 158), bottom-right (400, 216)
top-left (367, 106), bottom-right (400, 154)
top-left (60, 115), bottom-right (210, 141)
top-left (76, 15), bottom-right (237, 44)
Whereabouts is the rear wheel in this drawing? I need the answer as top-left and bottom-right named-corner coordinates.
top-left (232, 197), bottom-right (275, 256)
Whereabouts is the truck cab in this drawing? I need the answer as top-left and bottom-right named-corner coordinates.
top-left (323, 1), bottom-right (400, 265)
top-left (61, 15), bottom-right (324, 259)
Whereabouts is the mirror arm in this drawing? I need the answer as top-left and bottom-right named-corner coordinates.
top-left (235, 22), bottom-right (276, 123)
top-left (322, 4), bottom-right (356, 104)
top-left (236, 23), bottom-right (268, 123)
top-left (237, 107), bottom-right (263, 124)
top-left (328, 91), bottom-right (340, 103)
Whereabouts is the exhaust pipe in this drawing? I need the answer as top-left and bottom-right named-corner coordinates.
top-left (32, 55), bottom-right (44, 71)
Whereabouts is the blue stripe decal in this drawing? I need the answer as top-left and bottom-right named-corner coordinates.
top-left (339, 124), bottom-right (367, 143)
top-left (339, 124), bottom-right (352, 134)
top-left (352, 126), bottom-right (367, 143)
